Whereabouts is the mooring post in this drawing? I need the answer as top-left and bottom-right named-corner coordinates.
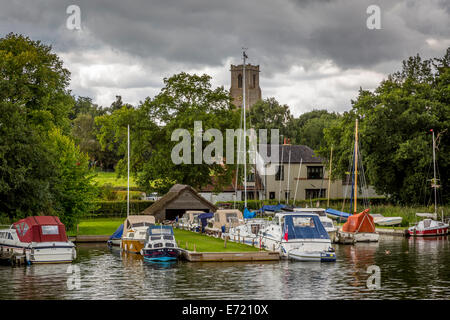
top-left (185, 242), bottom-right (188, 250)
top-left (224, 236), bottom-right (227, 248)
top-left (193, 243), bottom-right (196, 252)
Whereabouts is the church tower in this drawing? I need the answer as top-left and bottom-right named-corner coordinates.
top-left (230, 64), bottom-right (261, 109)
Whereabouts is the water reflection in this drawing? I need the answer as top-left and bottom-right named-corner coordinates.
top-left (0, 236), bottom-right (448, 300)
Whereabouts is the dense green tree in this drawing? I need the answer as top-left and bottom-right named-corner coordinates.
top-left (319, 49), bottom-right (450, 205)
top-left (69, 96), bottom-right (105, 120)
top-left (0, 33), bottom-right (98, 226)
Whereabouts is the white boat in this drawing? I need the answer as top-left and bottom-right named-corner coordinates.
top-left (370, 214), bottom-right (403, 226)
top-left (206, 209), bottom-right (244, 236)
top-left (178, 210), bottom-right (204, 231)
top-left (228, 218), bottom-right (268, 245)
top-left (0, 216), bottom-right (76, 264)
top-left (292, 208), bottom-right (337, 242)
top-left (257, 211), bottom-right (336, 262)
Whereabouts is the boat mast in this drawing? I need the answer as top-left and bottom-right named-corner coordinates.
top-left (432, 129), bottom-right (437, 218)
top-left (327, 146), bottom-right (333, 208)
top-left (127, 124), bottom-right (130, 218)
top-left (353, 119), bottom-right (358, 215)
top-left (243, 49), bottom-right (247, 209)
top-left (287, 147), bottom-right (292, 205)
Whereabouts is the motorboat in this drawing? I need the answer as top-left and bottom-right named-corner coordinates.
top-left (141, 225), bottom-right (181, 261)
top-left (178, 210), bottom-right (204, 231)
top-left (408, 213), bottom-right (448, 236)
top-left (370, 214), bottom-right (403, 226)
top-left (205, 209), bottom-right (244, 236)
top-left (257, 211), bottom-right (336, 262)
top-left (0, 216), bottom-right (76, 264)
top-left (293, 208), bottom-right (337, 242)
top-left (121, 215), bottom-right (156, 254)
top-left (228, 218), bottom-right (268, 246)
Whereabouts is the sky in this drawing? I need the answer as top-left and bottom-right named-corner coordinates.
top-left (1, 0), bottom-right (449, 116)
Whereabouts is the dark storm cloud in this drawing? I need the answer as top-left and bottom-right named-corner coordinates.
top-left (0, 0), bottom-right (448, 111)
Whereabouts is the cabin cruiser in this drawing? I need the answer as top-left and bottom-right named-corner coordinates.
top-left (0, 216), bottom-right (76, 264)
top-left (121, 215), bottom-right (156, 254)
top-left (140, 225), bottom-right (181, 261)
top-left (178, 210), bottom-right (204, 231)
top-left (228, 219), bottom-right (269, 245)
top-left (293, 208), bottom-right (337, 242)
top-left (206, 209), bottom-right (244, 236)
top-left (257, 212), bottom-right (336, 262)
top-left (408, 213), bottom-right (448, 236)
top-left (370, 214), bottom-right (403, 226)
top-left (107, 224), bottom-right (123, 247)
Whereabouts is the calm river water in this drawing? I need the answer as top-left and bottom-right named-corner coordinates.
top-left (0, 236), bottom-right (449, 300)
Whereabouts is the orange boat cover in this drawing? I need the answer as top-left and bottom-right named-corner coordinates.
top-left (342, 208), bottom-right (376, 233)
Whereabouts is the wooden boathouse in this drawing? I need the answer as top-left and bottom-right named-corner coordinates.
top-left (141, 184), bottom-right (217, 222)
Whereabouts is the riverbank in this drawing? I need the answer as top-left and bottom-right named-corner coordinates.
top-left (69, 218), bottom-right (259, 252)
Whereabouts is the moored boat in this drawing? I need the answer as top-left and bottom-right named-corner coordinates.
top-left (293, 208), bottom-right (337, 242)
top-left (408, 214), bottom-right (448, 237)
top-left (121, 215), bottom-right (156, 254)
top-left (257, 211), bottom-right (336, 262)
top-left (370, 214), bottom-right (403, 226)
top-left (141, 225), bottom-right (181, 262)
top-left (0, 216), bottom-right (76, 264)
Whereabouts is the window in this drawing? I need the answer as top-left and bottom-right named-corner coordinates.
top-left (166, 243), bottom-right (175, 248)
top-left (275, 165), bottom-right (284, 181)
top-left (163, 235), bottom-right (173, 240)
top-left (154, 243), bottom-right (163, 248)
top-left (252, 74), bottom-right (256, 88)
top-left (41, 225), bottom-right (59, 235)
top-left (307, 166), bottom-right (323, 179)
top-left (292, 216), bottom-right (315, 228)
top-left (238, 74), bottom-right (242, 88)
top-left (285, 192), bottom-right (290, 200)
top-left (305, 189), bottom-right (326, 199)
top-left (269, 192), bottom-right (275, 199)
top-left (246, 172), bottom-right (255, 182)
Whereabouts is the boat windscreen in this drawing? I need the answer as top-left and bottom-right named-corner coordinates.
top-left (284, 215), bottom-right (329, 240)
top-left (147, 226), bottom-right (174, 235)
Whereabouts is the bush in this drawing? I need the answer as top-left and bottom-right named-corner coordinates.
top-left (87, 200), bottom-right (155, 218)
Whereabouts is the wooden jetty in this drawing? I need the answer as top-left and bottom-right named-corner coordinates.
top-left (181, 250), bottom-right (280, 262)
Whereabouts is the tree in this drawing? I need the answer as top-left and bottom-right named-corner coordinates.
top-left (247, 97), bottom-right (294, 142)
top-left (0, 33), bottom-right (98, 226)
top-left (319, 49), bottom-right (450, 205)
top-left (96, 72), bottom-right (240, 194)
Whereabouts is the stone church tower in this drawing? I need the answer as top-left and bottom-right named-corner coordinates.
top-left (230, 64), bottom-right (261, 109)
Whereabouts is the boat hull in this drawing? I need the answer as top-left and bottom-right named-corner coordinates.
top-left (288, 250), bottom-right (336, 262)
top-left (142, 248), bottom-right (181, 261)
top-left (374, 218), bottom-right (403, 226)
top-left (408, 226), bottom-right (448, 237)
top-left (121, 239), bottom-right (145, 254)
top-left (337, 231), bottom-right (379, 243)
top-left (0, 244), bottom-right (76, 264)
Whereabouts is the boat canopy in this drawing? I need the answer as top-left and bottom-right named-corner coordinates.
top-left (284, 214), bottom-right (329, 240)
top-left (243, 208), bottom-right (256, 219)
top-left (198, 212), bottom-right (214, 228)
top-left (342, 208), bottom-right (376, 233)
top-left (260, 204), bottom-right (287, 212)
top-left (325, 208), bottom-right (351, 219)
top-left (123, 215), bottom-right (155, 235)
top-left (147, 225), bottom-right (174, 236)
top-left (109, 224), bottom-right (124, 240)
top-left (13, 216), bottom-right (68, 243)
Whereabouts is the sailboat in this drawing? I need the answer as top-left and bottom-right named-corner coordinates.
top-left (120, 124), bottom-right (156, 253)
top-left (408, 129), bottom-right (449, 236)
top-left (337, 119), bottom-right (379, 243)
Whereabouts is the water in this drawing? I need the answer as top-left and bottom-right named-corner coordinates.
top-left (0, 236), bottom-right (449, 300)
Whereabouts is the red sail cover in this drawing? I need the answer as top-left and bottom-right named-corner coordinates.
top-left (13, 216), bottom-right (68, 243)
top-left (342, 209), bottom-right (376, 233)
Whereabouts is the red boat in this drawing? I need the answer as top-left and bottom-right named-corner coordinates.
top-left (408, 216), bottom-right (448, 237)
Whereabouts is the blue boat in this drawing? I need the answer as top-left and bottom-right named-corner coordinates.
top-left (107, 224), bottom-right (123, 247)
top-left (141, 225), bottom-right (181, 262)
top-left (325, 208), bottom-right (351, 222)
